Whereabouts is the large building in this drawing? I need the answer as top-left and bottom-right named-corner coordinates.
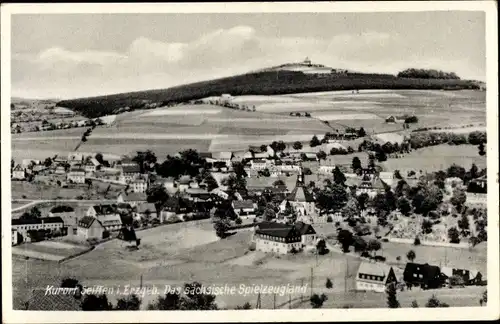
top-left (403, 262), bottom-right (443, 289)
top-left (77, 216), bottom-right (105, 240)
top-left (356, 261), bottom-right (397, 293)
top-left (12, 164), bottom-right (26, 180)
top-left (254, 222), bottom-right (303, 254)
top-left (67, 167), bottom-right (86, 184)
top-left (12, 217), bottom-right (65, 243)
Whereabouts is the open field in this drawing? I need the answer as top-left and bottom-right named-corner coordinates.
top-left (380, 144), bottom-right (486, 172)
top-left (13, 90), bottom-right (485, 158)
top-left (12, 241), bottom-right (91, 262)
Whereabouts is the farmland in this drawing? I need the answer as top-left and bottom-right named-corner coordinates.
top-left (10, 90), bottom-right (485, 161)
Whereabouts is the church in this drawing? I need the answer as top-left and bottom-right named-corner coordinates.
top-left (279, 168), bottom-right (318, 223)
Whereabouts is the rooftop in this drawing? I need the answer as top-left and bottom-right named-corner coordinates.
top-left (12, 216), bottom-right (64, 226)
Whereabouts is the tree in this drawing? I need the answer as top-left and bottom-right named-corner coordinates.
top-left (425, 295), bottom-right (450, 308)
top-left (147, 292), bottom-right (182, 310)
top-left (235, 302), bottom-right (252, 310)
top-left (450, 188), bottom-right (467, 212)
top-left (356, 193), bottom-right (369, 210)
top-left (317, 150), bottom-right (327, 161)
top-left (413, 236), bottom-right (421, 246)
top-left (20, 207), bottom-right (41, 221)
top-left (368, 155), bottom-right (376, 170)
top-left (43, 157), bottom-right (53, 167)
top-left (293, 141), bottom-right (303, 150)
top-left (421, 219), bottom-right (433, 234)
top-left (273, 179), bottom-right (285, 187)
top-left (204, 174), bottom-right (219, 192)
top-left (214, 219), bottom-right (230, 238)
top-left (396, 197), bottom-right (412, 216)
top-left (406, 250), bottom-right (416, 262)
top-left (181, 282), bottom-right (218, 310)
top-left (351, 156), bottom-right (362, 172)
top-left (310, 135), bottom-right (321, 147)
top-left (115, 294), bottom-right (142, 310)
top-left (353, 236), bottom-right (368, 253)
top-left (325, 278), bottom-right (333, 289)
top-left (337, 229), bottom-right (354, 253)
top-left (341, 199), bottom-right (360, 220)
top-left (357, 127), bottom-right (366, 137)
top-left (310, 293), bottom-right (328, 308)
top-left (478, 142), bottom-right (486, 156)
top-left (386, 282), bottom-right (400, 308)
top-left (411, 300), bottom-right (419, 308)
top-left (457, 214), bottom-right (470, 234)
top-left (332, 166), bottom-right (346, 185)
top-left (146, 185), bottom-right (169, 221)
top-left (447, 227), bottom-right (460, 243)
top-left (367, 239), bottom-right (382, 256)
top-left (82, 293), bottom-right (113, 310)
top-left (316, 239), bottom-right (329, 255)
top-left (393, 170), bottom-right (402, 179)
top-left (479, 290), bottom-right (487, 306)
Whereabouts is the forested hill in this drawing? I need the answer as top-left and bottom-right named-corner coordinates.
top-left (56, 70), bottom-right (481, 118)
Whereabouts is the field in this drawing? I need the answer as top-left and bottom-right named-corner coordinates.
top-left (12, 241), bottom-right (91, 262)
top-left (380, 144), bottom-right (486, 173)
top-left (11, 90), bottom-right (485, 160)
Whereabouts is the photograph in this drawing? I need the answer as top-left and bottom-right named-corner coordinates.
top-left (1, 1), bottom-right (498, 323)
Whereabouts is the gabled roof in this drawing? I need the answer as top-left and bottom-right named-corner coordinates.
top-left (13, 164), bottom-right (24, 171)
top-left (25, 289), bottom-right (82, 310)
top-left (91, 204), bottom-right (116, 215)
top-left (69, 167), bottom-right (85, 173)
top-left (404, 262), bottom-right (441, 278)
top-left (99, 214), bottom-right (123, 227)
top-left (119, 192), bottom-right (147, 202)
top-left (294, 221), bottom-right (316, 235)
top-left (371, 177), bottom-right (388, 190)
top-left (287, 186), bottom-right (314, 202)
top-left (232, 200), bottom-right (255, 210)
top-left (357, 261), bottom-right (393, 279)
top-left (255, 223), bottom-right (301, 238)
top-left (78, 216), bottom-right (101, 229)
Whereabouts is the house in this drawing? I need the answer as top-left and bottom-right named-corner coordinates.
top-left (356, 261), bottom-right (397, 293)
top-left (84, 159), bottom-right (99, 173)
top-left (12, 164), bottom-right (26, 180)
top-left (120, 165), bottom-right (141, 183)
top-left (403, 262), bottom-right (443, 289)
top-left (130, 177), bottom-right (148, 193)
top-left (86, 204), bottom-right (117, 217)
top-left (98, 214), bottom-right (123, 232)
top-left (356, 176), bottom-right (388, 197)
top-left (294, 221), bottom-right (317, 246)
top-left (119, 157), bottom-right (138, 167)
top-left (161, 196), bottom-right (192, 222)
top-left (250, 159), bottom-right (270, 170)
top-left (185, 187), bottom-right (211, 202)
top-left (67, 167), bottom-right (85, 184)
top-left (280, 170), bottom-right (316, 218)
top-left (211, 188), bottom-right (229, 200)
top-left (116, 192), bottom-right (147, 207)
top-left (302, 153), bottom-right (318, 161)
top-left (212, 151), bottom-right (233, 166)
top-left (232, 200), bottom-right (257, 219)
top-left (12, 217), bottom-right (65, 242)
top-left (48, 211), bottom-right (78, 234)
top-left (441, 267), bottom-right (483, 286)
top-left (12, 229), bottom-right (19, 245)
top-left (25, 289), bottom-right (82, 310)
top-left (135, 202), bottom-right (157, 221)
top-left (318, 165), bottom-right (336, 175)
top-left (67, 152), bottom-right (84, 162)
top-left (54, 165), bottom-right (66, 175)
top-left (77, 216), bottom-right (105, 240)
top-left (154, 177), bottom-right (178, 194)
top-left (253, 222), bottom-right (303, 254)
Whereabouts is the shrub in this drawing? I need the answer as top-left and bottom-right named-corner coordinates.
top-left (235, 218), bottom-right (243, 225)
top-left (326, 216), bottom-right (333, 223)
top-left (414, 237), bottom-right (421, 246)
top-left (102, 230), bottom-right (110, 239)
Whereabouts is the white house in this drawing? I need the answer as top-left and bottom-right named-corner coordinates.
top-left (250, 159), bottom-right (272, 170)
top-left (232, 200), bottom-right (257, 219)
top-left (77, 216), bottom-right (105, 240)
top-left (212, 152), bottom-right (233, 166)
top-left (67, 167), bottom-right (85, 184)
top-left (356, 261), bottom-right (397, 293)
top-left (116, 192), bottom-right (147, 207)
top-left (12, 164), bottom-right (26, 180)
top-left (294, 221), bottom-right (318, 246)
top-left (254, 222), bottom-right (303, 254)
top-left (12, 217), bottom-right (65, 243)
top-left (98, 214), bottom-right (123, 232)
top-left (120, 165), bottom-right (141, 183)
top-left (131, 178), bottom-right (148, 193)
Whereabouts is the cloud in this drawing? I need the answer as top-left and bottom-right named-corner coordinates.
top-left (11, 26), bottom-right (484, 99)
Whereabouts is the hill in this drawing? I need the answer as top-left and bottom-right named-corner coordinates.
top-left (56, 70), bottom-right (481, 119)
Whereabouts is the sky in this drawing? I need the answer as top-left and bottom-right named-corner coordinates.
top-left (11, 11), bottom-right (486, 99)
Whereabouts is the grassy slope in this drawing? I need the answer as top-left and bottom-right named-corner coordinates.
top-left (56, 71), bottom-right (480, 118)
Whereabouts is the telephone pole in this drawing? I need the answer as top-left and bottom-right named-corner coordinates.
top-left (310, 267), bottom-right (313, 298)
top-left (273, 293), bottom-right (276, 309)
top-left (300, 279), bottom-right (304, 302)
top-left (289, 294), bottom-right (292, 309)
top-left (256, 292), bottom-right (261, 309)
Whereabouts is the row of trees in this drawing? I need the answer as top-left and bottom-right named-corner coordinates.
top-left (397, 68), bottom-right (460, 80)
top-left (409, 130), bottom-right (486, 149)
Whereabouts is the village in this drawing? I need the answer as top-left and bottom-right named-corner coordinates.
top-left (11, 124), bottom-right (488, 309)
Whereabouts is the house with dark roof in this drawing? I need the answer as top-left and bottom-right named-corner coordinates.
top-left (403, 262), bottom-right (444, 289)
top-left (254, 222), bottom-right (303, 254)
top-left (134, 202), bottom-right (157, 221)
top-left (356, 176), bottom-right (388, 197)
top-left (120, 164), bottom-right (141, 183)
top-left (25, 289), bottom-right (82, 310)
top-left (86, 204), bottom-right (117, 217)
top-left (98, 214), bottom-right (123, 232)
top-left (116, 192), bottom-right (147, 207)
top-left (294, 221), bottom-right (317, 246)
top-left (161, 196), bottom-right (193, 222)
top-left (441, 267), bottom-right (483, 286)
top-left (77, 216), bottom-right (105, 239)
top-left (356, 261), bottom-right (397, 292)
top-left (232, 200), bottom-right (257, 219)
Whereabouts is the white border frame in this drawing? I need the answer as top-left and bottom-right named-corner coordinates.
top-left (1, 2), bottom-right (498, 323)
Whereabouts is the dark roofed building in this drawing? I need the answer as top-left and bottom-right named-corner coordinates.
top-left (116, 192), bottom-right (147, 207)
top-left (77, 216), bottom-right (105, 239)
top-left (403, 262), bottom-right (443, 289)
top-left (254, 222), bottom-right (303, 254)
top-left (86, 204), bottom-right (117, 217)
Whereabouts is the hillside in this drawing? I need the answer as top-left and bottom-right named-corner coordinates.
top-left (56, 70), bottom-right (481, 119)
